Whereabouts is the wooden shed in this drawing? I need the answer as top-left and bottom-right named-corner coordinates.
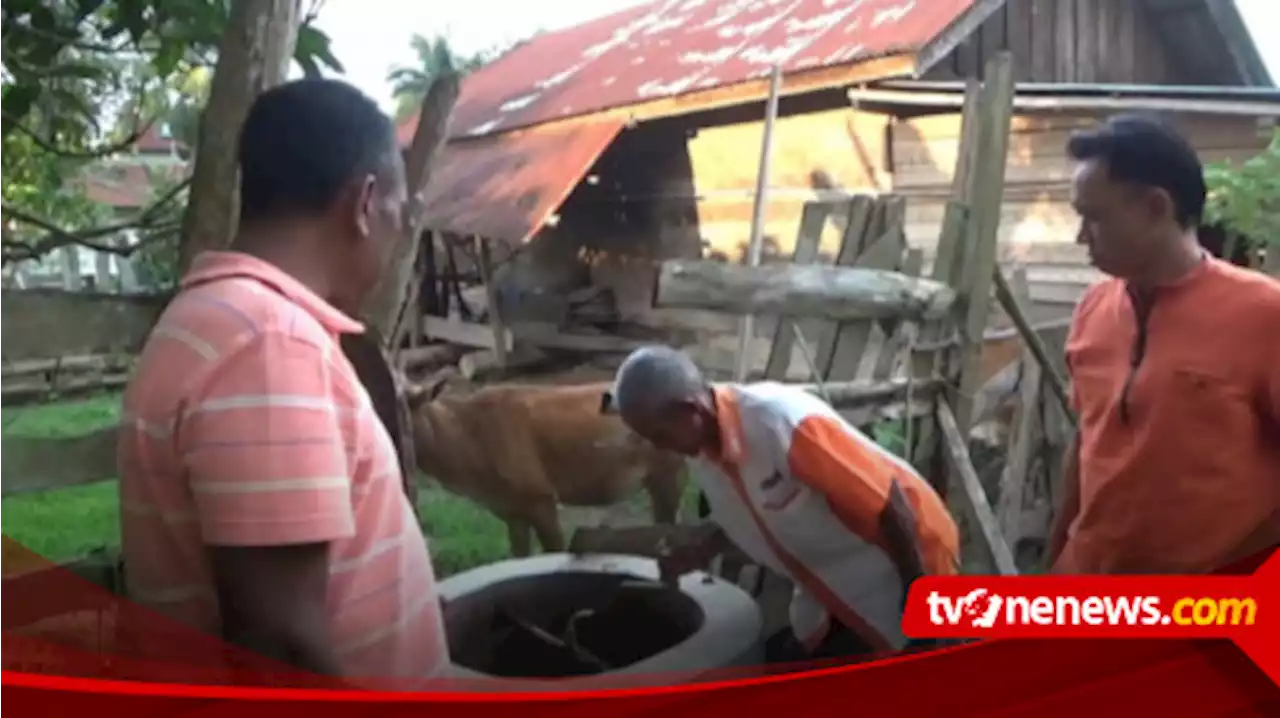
top-left (400, 0), bottom-right (1277, 376)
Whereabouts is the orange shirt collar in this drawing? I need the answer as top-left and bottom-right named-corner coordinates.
top-left (709, 385), bottom-right (745, 467)
top-left (181, 250), bottom-right (365, 335)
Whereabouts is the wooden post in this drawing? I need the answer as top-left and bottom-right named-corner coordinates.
top-left (811, 197), bottom-right (877, 376)
top-left (733, 64), bottom-right (783, 382)
top-left (823, 197), bottom-right (906, 383)
top-left (995, 268), bottom-right (1040, 550)
top-left (367, 72), bottom-right (461, 351)
top-left (936, 400), bottom-right (1018, 575)
top-left (992, 265), bottom-right (1076, 427)
top-left (905, 84), bottom-right (979, 481)
top-left (475, 235), bottom-right (508, 369)
top-left (951, 52), bottom-right (1017, 437)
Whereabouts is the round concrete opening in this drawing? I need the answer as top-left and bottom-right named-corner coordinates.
top-left (446, 571), bottom-right (703, 677)
top-left (439, 554), bottom-right (764, 683)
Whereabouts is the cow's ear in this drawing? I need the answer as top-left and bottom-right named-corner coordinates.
top-left (404, 382), bottom-right (431, 410)
top-left (405, 367), bottom-right (456, 409)
top-left (600, 391), bottom-right (620, 415)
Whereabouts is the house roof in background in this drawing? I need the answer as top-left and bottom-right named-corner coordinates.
top-left (81, 163), bottom-right (187, 209)
top-left (402, 0), bottom-right (986, 141)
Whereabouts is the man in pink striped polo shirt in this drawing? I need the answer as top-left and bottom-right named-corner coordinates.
top-left (118, 79), bottom-right (447, 688)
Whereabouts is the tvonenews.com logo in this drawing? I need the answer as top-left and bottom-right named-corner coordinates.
top-left (925, 589), bottom-right (1259, 629)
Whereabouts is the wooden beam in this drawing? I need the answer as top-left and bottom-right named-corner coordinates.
top-left (604, 54), bottom-right (917, 127)
top-left (871, 248), bottom-right (924, 381)
top-left (792, 377), bottom-right (944, 408)
top-left (992, 266), bottom-right (1077, 428)
top-left (400, 343), bottom-right (467, 372)
top-left (1, 427), bottom-right (118, 497)
top-left (823, 198), bottom-right (907, 382)
top-left (997, 344), bottom-right (1044, 555)
top-left (936, 400), bottom-right (1019, 576)
top-left (1, 290), bottom-right (165, 361)
top-left (474, 236), bottom-right (508, 368)
top-left (810, 196), bottom-right (877, 375)
top-left (848, 87), bottom-right (1280, 117)
top-left (763, 199), bottom-right (849, 380)
top-left (952, 52), bottom-right (1017, 437)
top-left (369, 73), bottom-right (461, 346)
top-left (654, 260), bottom-right (957, 322)
top-left (422, 316), bottom-right (512, 351)
top-left (2, 372), bottom-right (130, 406)
top-left (907, 81), bottom-right (981, 485)
top-left (733, 64), bottom-right (783, 382)
top-left (509, 322), bottom-right (648, 354)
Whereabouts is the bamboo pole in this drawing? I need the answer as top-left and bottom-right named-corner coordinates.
top-left (732, 64), bottom-right (784, 382)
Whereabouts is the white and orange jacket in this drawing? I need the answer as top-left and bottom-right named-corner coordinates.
top-left (694, 382), bottom-right (959, 653)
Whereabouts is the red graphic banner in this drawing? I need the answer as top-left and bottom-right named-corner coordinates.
top-left (3, 538), bottom-right (1278, 716)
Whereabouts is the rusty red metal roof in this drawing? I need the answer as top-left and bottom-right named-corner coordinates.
top-left (403, 0), bottom-right (981, 140)
top-left (419, 118), bottom-right (625, 244)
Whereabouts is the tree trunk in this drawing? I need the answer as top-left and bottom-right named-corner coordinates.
top-left (176, 0), bottom-right (301, 273)
top-left (364, 72), bottom-right (460, 350)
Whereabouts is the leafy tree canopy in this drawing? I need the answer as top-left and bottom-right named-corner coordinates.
top-left (1203, 127), bottom-right (1279, 258)
top-left (1, 0), bottom-right (342, 267)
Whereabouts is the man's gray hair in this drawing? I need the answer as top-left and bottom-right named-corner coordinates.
top-left (608, 345), bottom-right (707, 418)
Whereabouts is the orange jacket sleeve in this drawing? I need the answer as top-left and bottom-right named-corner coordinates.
top-left (785, 415), bottom-right (898, 550)
top-left (786, 414), bottom-right (959, 576)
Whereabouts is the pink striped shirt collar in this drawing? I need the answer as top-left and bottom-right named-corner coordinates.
top-left (182, 251), bottom-right (364, 335)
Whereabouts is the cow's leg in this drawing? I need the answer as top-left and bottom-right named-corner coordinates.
top-left (527, 497), bottom-right (565, 554)
top-left (644, 469), bottom-right (683, 525)
top-left (506, 518), bottom-right (534, 558)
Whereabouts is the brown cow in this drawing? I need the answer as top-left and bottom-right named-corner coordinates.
top-left (404, 376), bottom-right (686, 557)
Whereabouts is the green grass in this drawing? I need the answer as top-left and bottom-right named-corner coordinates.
top-left (2, 395), bottom-right (904, 572)
top-left (3, 394), bottom-right (126, 561)
top-left (1, 392), bottom-right (513, 574)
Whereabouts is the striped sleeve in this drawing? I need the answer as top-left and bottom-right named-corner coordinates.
top-left (178, 329), bottom-right (357, 547)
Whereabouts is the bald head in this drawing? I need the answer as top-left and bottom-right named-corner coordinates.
top-left (606, 346), bottom-right (714, 456)
top-left (610, 345), bottom-right (707, 418)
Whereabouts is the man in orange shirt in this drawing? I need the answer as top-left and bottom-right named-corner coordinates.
top-left (1047, 114), bottom-right (1280, 575)
top-left (119, 79), bottom-right (448, 687)
top-left (606, 346), bottom-right (958, 660)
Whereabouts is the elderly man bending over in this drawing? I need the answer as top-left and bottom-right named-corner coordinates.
top-left (605, 346), bottom-right (959, 660)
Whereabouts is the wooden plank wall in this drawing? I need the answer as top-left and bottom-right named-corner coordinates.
top-left (572, 107), bottom-right (899, 375)
top-left (892, 110), bottom-right (1274, 323)
top-left (928, 0), bottom-right (1177, 84)
top-left (684, 106), bottom-right (894, 264)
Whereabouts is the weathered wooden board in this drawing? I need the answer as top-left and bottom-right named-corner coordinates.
top-left (655, 260), bottom-right (957, 323)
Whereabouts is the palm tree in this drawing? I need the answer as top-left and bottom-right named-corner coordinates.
top-left (388, 34), bottom-right (489, 120)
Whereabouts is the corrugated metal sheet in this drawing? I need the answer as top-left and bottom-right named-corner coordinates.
top-left (407, 0), bottom-right (981, 139)
top-left (420, 118), bottom-right (625, 243)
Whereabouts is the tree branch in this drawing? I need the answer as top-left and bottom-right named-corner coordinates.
top-left (2, 111), bottom-right (159, 160)
top-left (2, 178), bottom-right (190, 263)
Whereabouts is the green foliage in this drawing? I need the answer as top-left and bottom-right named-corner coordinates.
top-left (1, 0), bottom-right (343, 266)
top-left (388, 33), bottom-right (500, 120)
top-left (1203, 128), bottom-right (1280, 254)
